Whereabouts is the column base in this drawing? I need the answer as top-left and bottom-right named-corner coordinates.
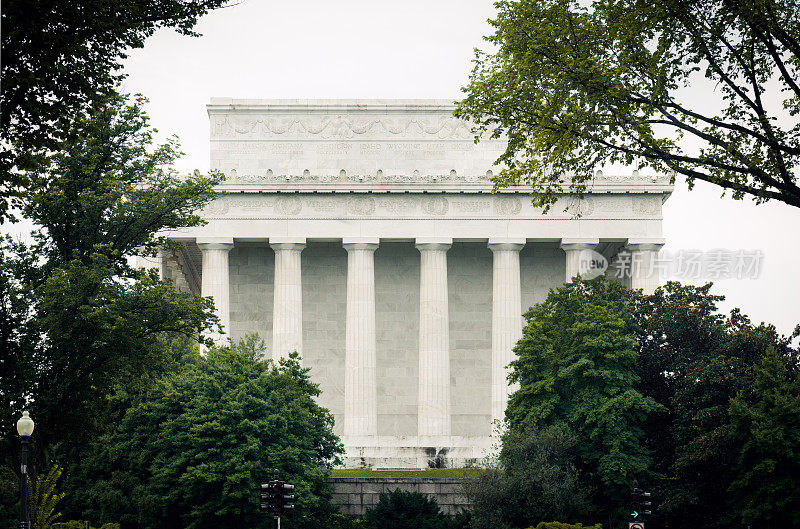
top-left (340, 436), bottom-right (493, 469)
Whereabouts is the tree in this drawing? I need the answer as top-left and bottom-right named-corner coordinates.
top-left (0, 0), bottom-right (233, 221)
top-left (362, 489), bottom-right (449, 529)
top-left (455, 0), bottom-right (800, 210)
top-left (59, 337), bottom-right (343, 529)
top-left (466, 424), bottom-right (591, 529)
top-left (728, 347), bottom-right (800, 528)
top-left (506, 277), bottom-right (661, 522)
top-left (630, 281), bottom-right (797, 528)
top-left (0, 94), bottom-right (221, 472)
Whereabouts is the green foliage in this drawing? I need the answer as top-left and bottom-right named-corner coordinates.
top-left (0, 0), bottom-right (231, 220)
top-left (728, 347), bottom-right (800, 527)
top-left (0, 94), bottom-right (219, 529)
top-left (53, 522), bottom-right (120, 529)
top-left (631, 281), bottom-right (797, 528)
top-left (28, 464), bottom-right (65, 529)
top-left (506, 276), bottom-right (661, 519)
top-left (528, 523), bottom-right (603, 529)
top-left (0, 466), bottom-right (17, 529)
top-left (466, 424), bottom-right (591, 529)
top-left (456, 0), bottom-right (800, 209)
top-left (22, 93), bottom-right (221, 272)
top-left (362, 489), bottom-right (449, 529)
top-left (59, 336), bottom-right (343, 529)
top-left (483, 278), bottom-right (797, 527)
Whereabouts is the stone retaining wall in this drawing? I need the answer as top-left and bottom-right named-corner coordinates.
top-left (328, 478), bottom-right (471, 516)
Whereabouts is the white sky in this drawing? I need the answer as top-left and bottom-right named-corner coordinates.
top-left (79, 0), bottom-right (800, 338)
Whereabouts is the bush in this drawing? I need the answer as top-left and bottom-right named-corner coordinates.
top-left (53, 522), bottom-right (120, 529)
top-left (362, 489), bottom-right (454, 529)
top-left (528, 523), bottom-right (603, 529)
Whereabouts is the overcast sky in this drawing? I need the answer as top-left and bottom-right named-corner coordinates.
top-left (109, 0), bottom-right (797, 338)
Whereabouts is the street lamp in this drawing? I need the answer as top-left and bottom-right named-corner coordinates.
top-left (16, 411), bottom-right (34, 529)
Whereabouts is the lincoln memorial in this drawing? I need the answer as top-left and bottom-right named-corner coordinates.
top-left (148, 99), bottom-right (673, 468)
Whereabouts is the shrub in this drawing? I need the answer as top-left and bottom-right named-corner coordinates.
top-left (53, 522), bottom-right (120, 529)
top-left (362, 489), bottom-right (447, 529)
top-left (528, 523), bottom-right (603, 529)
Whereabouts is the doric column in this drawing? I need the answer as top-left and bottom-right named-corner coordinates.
top-left (270, 238), bottom-right (306, 362)
top-left (415, 237), bottom-right (452, 438)
top-left (626, 239), bottom-right (665, 294)
top-left (343, 238), bottom-right (379, 438)
top-left (560, 238), bottom-right (600, 282)
top-left (488, 238), bottom-right (525, 427)
top-left (197, 238), bottom-right (234, 343)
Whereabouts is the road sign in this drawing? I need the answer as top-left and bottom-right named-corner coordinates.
top-left (629, 523), bottom-right (644, 529)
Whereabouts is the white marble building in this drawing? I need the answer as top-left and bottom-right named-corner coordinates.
top-left (152, 99), bottom-right (672, 468)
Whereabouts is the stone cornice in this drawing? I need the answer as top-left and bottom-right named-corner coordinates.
top-left (215, 170), bottom-right (673, 195)
top-left (208, 98), bottom-right (458, 113)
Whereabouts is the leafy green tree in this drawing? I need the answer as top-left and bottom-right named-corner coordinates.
top-left (455, 0), bottom-right (800, 209)
top-left (0, 93), bottom-right (220, 476)
top-left (466, 424), bottom-right (591, 529)
top-left (59, 336), bottom-right (343, 529)
top-left (0, 0), bottom-right (233, 220)
top-left (630, 281), bottom-right (796, 528)
top-left (728, 347), bottom-right (800, 528)
top-left (506, 277), bottom-right (661, 522)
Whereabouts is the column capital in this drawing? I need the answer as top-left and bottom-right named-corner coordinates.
top-left (415, 237), bottom-right (452, 251)
top-left (197, 237), bottom-right (234, 251)
top-left (488, 238), bottom-right (526, 252)
top-left (269, 237), bottom-right (306, 251)
top-left (560, 238), bottom-right (599, 251)
top-left (626, 238), bottom-right (666, 252)
top-left (343, 237), bottom-right (380, 252)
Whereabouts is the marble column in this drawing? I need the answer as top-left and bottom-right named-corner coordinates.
top-left (270, 238), bottom-right (306, 362)
top-left (488, 239), bottom-right (525, 428)
top-left (343, 238), bottom-right (379, 438)
top-left (626, 239), bottom-right (665, 294)
top-left (197, 238), bottom-right (234, 343)
top-left (416, 238), bottom-right (452, 438)
top-left (560, 238), bottom-right (600, 282)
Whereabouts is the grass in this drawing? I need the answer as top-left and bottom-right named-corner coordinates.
top-left (329, 468), bottom-right (482, 479)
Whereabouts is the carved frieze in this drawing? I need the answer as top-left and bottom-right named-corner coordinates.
top-left (211, 115), bottom-right (474, 140)
top-left (346, 196), bottom-right (376, 216)
top-left (421, 196), bottom-right (449, 216)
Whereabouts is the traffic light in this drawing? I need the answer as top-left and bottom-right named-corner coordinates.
top-left (260, 471), bottom-right (296, 517)
top-left (630, 480), bottom-right (652, 519)
top-left (259, 480), bottom-right (278, 514)
top-left (280, 482), bottom-right (295, 513)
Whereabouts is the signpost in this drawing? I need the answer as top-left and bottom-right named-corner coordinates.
top-left (629, 523), bottom-right (644, 529)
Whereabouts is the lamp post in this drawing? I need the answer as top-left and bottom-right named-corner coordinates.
top-left (16, 411), bottom-right (34, 529)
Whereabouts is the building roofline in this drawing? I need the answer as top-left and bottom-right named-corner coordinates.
top-left (207, 98), bottom-right (458, 113)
